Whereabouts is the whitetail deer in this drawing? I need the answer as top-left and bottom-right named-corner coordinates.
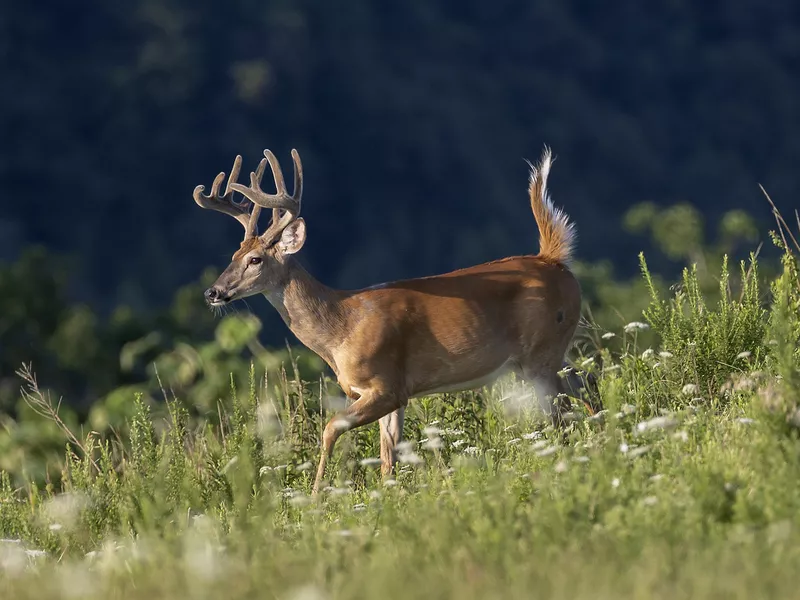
top-left (193, 146), bottom-right (600, 493)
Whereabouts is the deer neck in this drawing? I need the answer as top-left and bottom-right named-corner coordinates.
top-left (262, 259), bottom-right (346, 367)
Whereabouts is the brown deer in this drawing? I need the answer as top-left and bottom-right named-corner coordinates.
top-left (193, 146), bottom-right (599, 493)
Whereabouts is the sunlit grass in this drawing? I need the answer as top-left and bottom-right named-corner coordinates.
top-left (2, 249), bottom-right (800, 598)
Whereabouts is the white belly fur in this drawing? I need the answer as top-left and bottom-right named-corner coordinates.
top-left (409, 360), bottom-right (514, 399)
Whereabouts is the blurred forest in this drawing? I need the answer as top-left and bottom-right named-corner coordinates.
top-left (1, 1), bottom-right (799, 427)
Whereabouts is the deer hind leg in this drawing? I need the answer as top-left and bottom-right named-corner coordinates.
top-left (312, 388), bottom-right (405, 495)
top-left (379, 407), bottom-right (405, 479)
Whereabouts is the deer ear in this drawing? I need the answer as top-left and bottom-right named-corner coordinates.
top-left (278, 218), bottom-right (306, 255)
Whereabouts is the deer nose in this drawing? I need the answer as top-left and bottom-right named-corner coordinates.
top-left (204, 287), bottom-right (220, 302)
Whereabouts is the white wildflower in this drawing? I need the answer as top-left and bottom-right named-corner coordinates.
top-left (736, 417), bottom-right (755, 425)
top-left (443, 428), bottom-right (465, 436)
top-left (49, 523), bottom-right (63, 532)
top-left (286, 584), bottom-right (329, 600)
top-left (642, 496), bottom-right (659, 506)
top-left (573, 456), bottom-right (590, 464)
top-left (422, 437), bottom-right (444, 451)
top-left (463, 446), bottom-right (481, 456)
top-left (611, 478), bottom-right (621, 488)
top-left (396, 441), bottom-right (415, 454)
top-left (557, 365), bottom-right (573, 377)
top-left (636, 415), bottom-right (679, 434)
top-left (641, 348), bottom-right (655, 360)
top-left (624, 321), bottom-right (650, 333)
top-left (581, 357), bottom-right (595, 368)
top-left (736, 351), bottom-right (752, 360)
top-left (451, 439), bottom-right (466, 449)
top-left (650, 474), bottom-right (664, 482)
top-left (673, 430), bottom-right (689, 442)
top-left (383, 479), bottom-right (398, 487)
top-left (398, 451), bottom-right (423, 465)
top-left (335, 530), bottom-right (353, 537)
top-left (359, 457), bottom-right (383, 467)
top-left (682, 383), bottom-right (699, 395)
top-left (428, 420), bottom-right (441, 427)
top-left (536, 445), bottom-right (558, 457)
top-left (369, 490), bottom-right (382, 500)
top-left (588, 410), bottom-right (607, 423)
top-left (523, 431), bottom-right (542, 440)
top-left (628, 445), bottom-right (651, 459)
top-left (423, 426), bottom-right (442, 436)
top-left (289, 494), bottom-right (311, 507)
top-left (604, 364), bottom-right (621, 373)
top-left (601, 332), bottom-right (616, 339)
top-left (554, 460), bottom-right (569, 473)
top-left (507, 438), bottom-right (522, 446)
top-left (296, 461), bottom-right (313, 472)
top-left (619, 443), bottom-right (629, 454)
top-left (659, 351), bottom-right (674, 359)
top-left (352, 503), bottom-right (367, 512)
top-left (531, 439), bottom-right (549, 450)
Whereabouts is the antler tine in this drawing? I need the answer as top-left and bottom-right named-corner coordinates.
top-left (229, 149), bottom-right (300, 215)
top-left (264, 150), bottom-right (287, 197)
top-left (244, 157), bottom-right (268, 238)
top-left (255, 149), bottom-right (304, 241)
top-left (291, 148), bottom-right (303, 211)
top-left (193, 155), bottom-right (257, 235)
top-left (223, 154), bottom-right (243, 197)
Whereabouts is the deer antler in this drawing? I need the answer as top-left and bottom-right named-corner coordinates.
top-left (193, 155), bottom-right (264, 239)
top-left (229, 149), bottom-right (303, 241)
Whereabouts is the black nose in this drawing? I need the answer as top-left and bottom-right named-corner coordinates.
top-left (204, 287), bottom-right (219, 302)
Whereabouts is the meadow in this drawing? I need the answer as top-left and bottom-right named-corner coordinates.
top-left (2, 220), bottom-right (800, 599)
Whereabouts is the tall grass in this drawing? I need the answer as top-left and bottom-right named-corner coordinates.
top-left (2, 239), bottom-right (800, 599)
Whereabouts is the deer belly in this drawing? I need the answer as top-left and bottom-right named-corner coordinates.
top-left (408, 360), bottom-right (514, 399)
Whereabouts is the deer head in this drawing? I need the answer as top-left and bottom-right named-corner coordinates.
top-left (193, 149), bottom-right (305, 307)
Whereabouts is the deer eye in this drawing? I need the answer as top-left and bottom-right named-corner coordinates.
top-left (249, 256), bottom-right (262, 265)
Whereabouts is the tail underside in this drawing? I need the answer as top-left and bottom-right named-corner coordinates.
top-left (527, 147), bottom-right (576, 265)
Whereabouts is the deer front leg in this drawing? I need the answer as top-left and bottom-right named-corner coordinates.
top-left (379, 407), bottom-right (405, 479)
top-left (312, 388), bottom-right (405, 495)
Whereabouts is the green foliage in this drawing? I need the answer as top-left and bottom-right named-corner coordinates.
top-left (2, 213), bottom-right (800, 597)
top-left (0, 343), bottom-right (800, 597)
top-left (6, 0), bottom-right (796, 315)
top-left (636, 252), bottom-right (767, 407)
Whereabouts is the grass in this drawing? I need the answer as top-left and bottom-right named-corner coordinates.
top-left (2, 253), bottom-right (800, 599)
